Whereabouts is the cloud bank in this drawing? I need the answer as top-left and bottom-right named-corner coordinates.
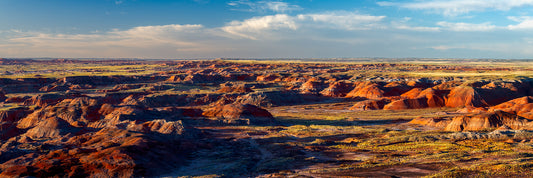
top-left (378, 0), bottom-right (533, 16)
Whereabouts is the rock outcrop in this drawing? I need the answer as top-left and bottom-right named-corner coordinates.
top-left (299, 79), bottom-right (327, 95)
top-left (345, 82), bottom-right (385, 99)
top-left (445, 86), bottom-right (488, 108)
top-left (490, 96), bottom-right (533, 119)
top-left (203, 103), bottom-right (275, 124)
top-left (384, 98), bottom-right (429, 110)
top-left (320, 81), bottom-right (353, 97)
top-left (444, 111), bottom-right (532, 131)
top-left (217, 83), bottom-right (253, 93)
top-left (350, 99), bottom-right (389, 110)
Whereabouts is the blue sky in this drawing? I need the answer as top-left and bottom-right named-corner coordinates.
top-left (2, 0), bottom-right (533, 59)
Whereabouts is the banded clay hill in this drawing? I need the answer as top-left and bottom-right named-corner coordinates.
top-left (0, 58), bottom-right (533, 177)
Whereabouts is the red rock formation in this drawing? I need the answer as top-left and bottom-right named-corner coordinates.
top-left (380, 86), bottom-right (445, 110)
top-left (383, 98), bottom-right (428, 110)
top-left (19, 97), bottom-right (102, 128)
top-left (490, 96), bottom-right (533, 119)
top-left (23, 94), bottom-right (68, 107)
top-left (203, 103), bottom-right (274, 124)
top-left (1, 127), bottom-right (191, 177)
top-left (210, 95), bottom-right (234, 107)
top-left (320, 81), bottom-right (353, 97)
top-left (299, 79), bottom-right (327, 95)
top-left (256, 74), bottom-right (279, 82)
top-left (445, 86), bottom-right (488, 108)
top-left (456, 106), bottom-right (488, 113)
top-left (419, 88), bottom-right (445, 107)
top-left (127, 119), bottom-right (184, 135)
top-left (445, 111), bottom-right (532, 131)
top-left (432, 81), bottom-right (462, 91)
top-left (383, 81), bottom-right (412, 96)
top-left (350, 99), bottom-right (389, 110)
top-left (400, 88), bottom-right (424, 99)
top-left (24, 117), bottom-right (77, 139)
top-left (479, 81), bottom-right (531, 105)
top-left (345, 82), bottom-right (385, 99)
top-left (217, 83), bottom-right (253, 93)
top-left (166, 75), bottom-right (185, 82)
top-left (409, 117), bottom-right (451, 128)
top-left (88, 106), bottom-right (139, 129)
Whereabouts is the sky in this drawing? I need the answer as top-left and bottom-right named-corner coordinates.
top-left (2, 0), bottom-right (533, 59)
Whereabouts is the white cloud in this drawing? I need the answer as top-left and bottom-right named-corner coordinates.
top-left (221, 12), bottom-right (386, 40)
top-left (1, 24), bottom-right (220, 58)
top-left (391, 18), bottom-right (440, 31)
top-left (228, 0), bottom-right (302, 13)
top-left (508, 16), bottom-right (533, 30)
top-left (430, 43), bottom-right (528, 54)
top-left (110, 24), bottom-right (205, 46)
top-left (297, 12), bottom-right (386, 30)
top-left (436, 21), bottom-right (496, 31)
top-left (378, 0), bottom-right (533, 16)
top-left (221, 14), bottom-right (297, 40)
top-left (395, 25), bottom-right (441, 31)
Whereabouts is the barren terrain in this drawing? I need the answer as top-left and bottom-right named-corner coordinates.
top-left (0, 58), bottom-right (533, 177)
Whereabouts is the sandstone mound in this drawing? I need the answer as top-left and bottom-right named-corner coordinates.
top-left (234, 92), bottom-right (273, 107)
top-left (480, 81), bottom-right (530, 105)
top-left (203, 103), bottom-right (275, 124)
top-left (217, 83), bottom-right (253, 93)
top-left (418, 88), bottom-right (445, 107)
top-left (320, 81), bottom-right (353, 97)
top-left (299, 79), bottom-right (327, 95)
top-left (382, 81), bottom-right (413, 96)
top-left (432, 81), bottom-right (462, 91)
top-left (166, 75), bottom-right (185, 82)
top-left (1, 126), bottom-right (192, 177)
top-left (384, 98), bottom-right (429, 110)
top-left (234, 91), bottom-right (319, 107)
top-left (456, 106), bottom-right (488, 113)
top-left (350, 99), bottom-right (389, 110)
top-left (445, 111), bottom-right (533, 131)
top-left (23, 93), bottom-right (68, 107)
top-left (490, 96), bottom-right (533, 119)
top-left (24, 117), bottom-right (78, 139)
top-left (127, 119), bottom-right (184, 135)
top-left (19, 97), bottom-right (102, 128)
top-left (445, 86), bottom-right (488, 108)
top-left (345, 82), bottom-right (385, 99)
top-left (400, 88), bottom-right (424, 99)
top-left (409, 117), bottom-right (451, 128)
top-left (256, 74), bottom-right (279, 82)
top-left (88, 106), bottom-right (146, 128)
